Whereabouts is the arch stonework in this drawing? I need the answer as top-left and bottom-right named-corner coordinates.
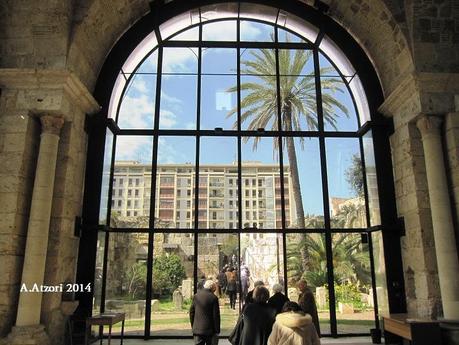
top-left (1, 0), bottom-right (459, 343)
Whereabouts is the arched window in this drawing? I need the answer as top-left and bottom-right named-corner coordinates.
top-left (89, 2), bottom-right (390, 339)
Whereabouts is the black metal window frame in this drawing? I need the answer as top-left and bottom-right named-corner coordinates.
top-left (77, 1), bottom-right (407, 340)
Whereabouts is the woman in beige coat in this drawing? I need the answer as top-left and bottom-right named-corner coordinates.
top-left (268, 302), bottom-right (320, 345)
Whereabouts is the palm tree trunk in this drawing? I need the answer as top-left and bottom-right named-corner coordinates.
top-left (283, 112), bottom-right (308, 272)
top-left (283, 114), bottom-right (305, 228)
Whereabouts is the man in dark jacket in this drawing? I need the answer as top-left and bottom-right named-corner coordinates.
top-left (190, 280), bottom-right (221, 345)
top-left (298, 280), bottom-right (321, 337)
top-left (267, 283), bottom-right (289, 314)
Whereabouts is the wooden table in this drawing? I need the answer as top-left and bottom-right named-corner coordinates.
top-left (382, 313), bottom-right (441, 344)
top-left (85, 313), bottom-right (125, 345)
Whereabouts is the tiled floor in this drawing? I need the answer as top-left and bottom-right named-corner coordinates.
top-left (120, 337), bottom-right (373, 345)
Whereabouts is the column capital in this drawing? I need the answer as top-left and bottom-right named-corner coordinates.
top-left (40, 115), bottom-right (65, 136)
top-left (416, 115), bottom-right (443, 138)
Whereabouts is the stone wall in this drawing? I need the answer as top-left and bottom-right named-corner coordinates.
top-left (390, 123), bottom-right (441, 317)
top-left (0, 91), bottom-right (40, 336)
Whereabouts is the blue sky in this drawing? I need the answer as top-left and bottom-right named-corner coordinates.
top-left (112, 20), bottom-right (369, 216)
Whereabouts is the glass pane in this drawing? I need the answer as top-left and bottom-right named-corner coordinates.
top-left (241, 233), bottom-right (285, 301)
top-left (371, 231), bottom-right (389, 318)
top-left (160, 74), bottom-right (197, 129)
top-left (240, 20), bottom-right (274, 42)
top-left (240, 48), bottom-right (276, 76)
top-left (332, 233), bottom-right (375, 334)
top-left (155, 137), bottom-right (196, 229)
top-left (239, 75), bottom-right (277, 131)
top-left (202, 20), bottom-right (237, 41)
top-left (278, 27), bottom-right (306, 43)
top-left (92, 232), bottom-right (105, 315)
top-left (111, 136), bottom-right (153, 228)
top-left (201, 48), bottom-right (237, 130)
top-left (242, 137), bottom-right (281, 229)
top-left (319, 54), bottom-right (359, 132)
top-left (118, 74), bottom-right (156, 129)
top-left (277, 10), bottom-right (319, 43)
top-left (279, 49), bottom-right (314, 76)
top-left (326, 138), bottom-right (367, 228)
top-left (202, 48), bottom-right (237, 75)
top-left (162, 47), bottom-right (198, 74)
top-left (201, 75), bottom-right (237, 130)
top-left (286, 233), bottom-right (330, 335)
top-left (363, 131), bottom-right (381, 226)
top-left (169, 26), bottom-right (199, 41)
top-left (136, 49), bottom-right (158, 74)
top-left (239, 49), bottom-right (277, 131)
top-left (279, 50), bottom-right (317, 132)
top-left (199, 137), bottom-right (238, 230)
top-left (151, 233), bottom-right (195, 336)
top-left (321, 77), bottom-right (358, 132)
top-left (197, 233), bottom-right (239, 335)
top-left (200, 3), bottom-right (238, 22)
top-left (283, 138), bottom-right (324, 228)
top-left (239, 3), bottom-right (278, 24)
top-left (100, 129), bottom-right (114, 224)
top-left (104, 232), bottom-right (147, 335)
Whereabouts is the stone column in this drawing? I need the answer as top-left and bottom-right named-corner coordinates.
top-left (417, 115), bottom-right (459, 320)
top-left (15, 115), bottom-right (65, 327)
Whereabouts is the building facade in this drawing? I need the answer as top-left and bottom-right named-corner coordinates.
top-left (1, 0), bottom-right (459, 344)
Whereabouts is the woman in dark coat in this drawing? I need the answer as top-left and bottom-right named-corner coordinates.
top-left (229, 286), bottom-right (277, 345)
top-left (268, 283), bottom-right (290, 315)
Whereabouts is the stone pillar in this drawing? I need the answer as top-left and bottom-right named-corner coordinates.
top-left (15, 115), bottom-right (64, 327)
top-left (416, 115), bottom-right (459, 320)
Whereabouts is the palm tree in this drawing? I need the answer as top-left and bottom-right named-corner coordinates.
top-left (227, 48), bottom-right (349, 228)
top-left (287, 233), bottom-right (371, 287)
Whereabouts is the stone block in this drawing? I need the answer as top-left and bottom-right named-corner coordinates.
top-left (338, 302), bottom-right (354, 314)
top-left (151, 299), bottom-right (160, 312)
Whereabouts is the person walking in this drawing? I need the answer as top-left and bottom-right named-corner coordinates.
top-left (268, 283), bottom-right (290, 315)
top-left (190, 280), bottom-right (221, 345)
top-left (240, 263), bottom-right (250, 301)
top-left (268, 301), bottom-right (320, 345)
top-left (229, 286), bottom-right (277, 345)
top-left (297, 280), bottom-right (320, 337)
top-left (217, 268), bottom-right (227, 298)
top-left (225, 267), bottom-right (238, 309)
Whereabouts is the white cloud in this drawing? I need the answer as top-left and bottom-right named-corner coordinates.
top-left (159, 109), bottom-right (177, 128)
top-left (132, 79), bottom-right (148, 94)
top-left (162, 47), bottom-right (198, 73)
top-left (116, 136), bottom-right (153, 163)
top-left (203, 21), bottom-right (237, 41)
top-left (118, 94), bottom-right (154, 128)
top-left (157, 137), bottom-right (179, 164)
top-left (161, 91), bottom-right (182, 105)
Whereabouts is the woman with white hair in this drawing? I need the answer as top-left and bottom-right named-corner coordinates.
top-left (268, 283), bottom-right (290, 314)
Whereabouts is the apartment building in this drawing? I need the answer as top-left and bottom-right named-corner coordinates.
top-left (110, 160), bottom-right (294, 229)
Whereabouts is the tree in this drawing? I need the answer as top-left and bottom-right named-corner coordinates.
top-left (227, 48), bottom-right (349, 228)
top-left (152, 253), bottom-right (186, 295)
top-left (287, 233), bottom-right (370, 287)
top-left (346, 154), bottom-right (364, 197)
top-left (126, 261), bottom-right (147, 299)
